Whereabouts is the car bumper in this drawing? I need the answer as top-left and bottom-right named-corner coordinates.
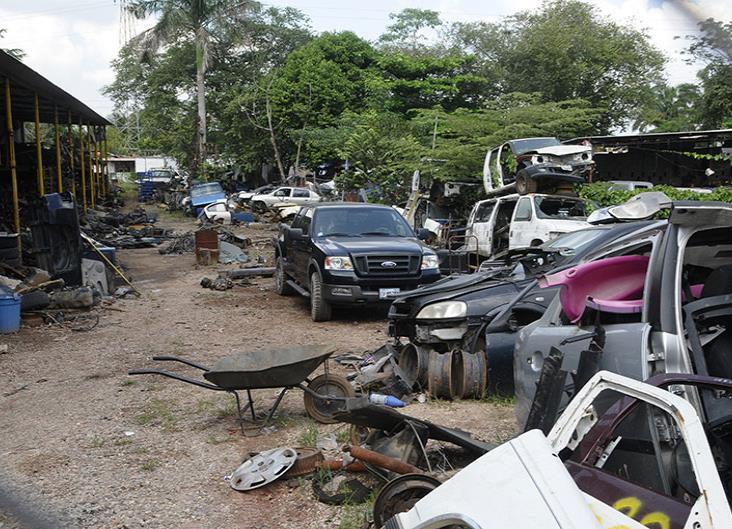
top-left (321, 270), bottom-right (441, 304)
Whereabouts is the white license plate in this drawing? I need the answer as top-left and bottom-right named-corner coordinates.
top-left (379, 288), bottom-right (401, 299)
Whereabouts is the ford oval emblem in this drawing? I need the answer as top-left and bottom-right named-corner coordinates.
top-left (380, 261), bottom-right (397, 268)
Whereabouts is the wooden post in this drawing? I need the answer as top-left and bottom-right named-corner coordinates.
top-left (4, 79), bottom-right (21, 251)
top-left (79, 120), bottom-right (87, 212)
top-left (54, 108), bottom-right (62, 192)
top-left (34, 93), bottom-right (44, 196)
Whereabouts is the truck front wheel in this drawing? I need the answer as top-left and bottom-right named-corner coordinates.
top-left (310, 272), bottom-right (332, 322)
top-left (275, 256), bottom-right (294, 296)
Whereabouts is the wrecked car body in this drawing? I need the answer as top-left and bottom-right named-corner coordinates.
top-left (464, 193), bottom-right (589, 259)
top-left (515, 196), bottom-right (732, 426)
top-left (389, 222), bottom-right (657, 393)
top-left (388, 371), bottom-right (732, 529)
top-left (483, 137), bottom-right (594, 194)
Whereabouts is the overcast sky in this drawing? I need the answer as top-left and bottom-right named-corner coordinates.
top-left (0, 0), bottom-right (729, 118)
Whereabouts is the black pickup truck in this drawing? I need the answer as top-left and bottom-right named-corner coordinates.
top-left (274, 203), bottom-right (441, 321)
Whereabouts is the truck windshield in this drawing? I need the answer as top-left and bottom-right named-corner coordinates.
top-left (534, 196), bottom-right (587, 219)
top-left (314, 208), bottom-right (413, 238)
top-left (510, 137), bottom-right (560, 154)
top-left (191, 183), bottom-right (223, 198)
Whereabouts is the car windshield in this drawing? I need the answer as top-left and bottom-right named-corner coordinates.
top-left (190, 182), bottom-right (223, 198)
top-left (313, 207), bottom-right (413, 237)
top-left (534, 196), bottom-right (587, 219)
top-left (510, 228), bottom-right (608, 276)
top-left (510, 137), bottom-right (560, 154)
top-left (544, 228), bottom-right (605, 253)
top-left (150, 170), bottom-right (173, 178)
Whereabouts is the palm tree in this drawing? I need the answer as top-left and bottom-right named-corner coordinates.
top-left (125, 0), bottom-right (252, 176)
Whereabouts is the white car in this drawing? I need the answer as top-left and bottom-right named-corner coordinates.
top-left (198, 199), bottom-right (232, 225)
top-left (250, 187), bottom-right (320, 212)
top-left (465, 193), bottom-right (589, 258)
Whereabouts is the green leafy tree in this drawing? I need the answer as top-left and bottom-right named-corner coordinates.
top-left (411, 94), bottom-right (604, 181)
top-left (378, 9), bottom-right (443, 56)
top-left (634, 83), bottom-right (701, 132)
top-left (372, 53), bottom-right (490, 113)
top-left (335, 111), bottom-right (423, 203)
top-left (125, 0), bottom-right (256, 176)
top-left (685, 18), bottom-right (732, 129)
top-left (495, 0), bottom-right (665, 131)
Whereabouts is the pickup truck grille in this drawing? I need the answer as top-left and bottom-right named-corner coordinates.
top-left (353, 255), bottom-right (420, 276)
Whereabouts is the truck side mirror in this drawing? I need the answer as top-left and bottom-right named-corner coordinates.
top-left (416, 228), bottom-right (430, 241)
top-left (288, 227), bottom-right (304, 240)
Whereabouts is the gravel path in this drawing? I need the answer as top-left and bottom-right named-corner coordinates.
top-left (0, 217), bottom-right (517, 529)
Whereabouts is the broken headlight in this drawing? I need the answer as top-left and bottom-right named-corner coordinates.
top-left (421, 254), bottom-right (439, 270)
top-left (324, 256), bottom-right (354, 271)
top-left (416, 301), bottom-right (467, 320)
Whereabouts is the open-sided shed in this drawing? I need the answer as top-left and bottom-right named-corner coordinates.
top-left (0, 50), bottom-right (111, 250)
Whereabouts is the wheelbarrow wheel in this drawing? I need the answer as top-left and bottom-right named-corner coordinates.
top-left (304, 373), bottom-right (355, 424)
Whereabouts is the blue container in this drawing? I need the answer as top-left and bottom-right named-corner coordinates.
top-left (0, 286), bottom-right (21, 333)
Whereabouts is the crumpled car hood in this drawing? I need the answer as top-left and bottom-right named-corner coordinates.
top-left (524, 144), bottom-right (591, 157)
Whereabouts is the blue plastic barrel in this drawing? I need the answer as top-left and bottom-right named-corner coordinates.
top-left (0, 286), bottom-right (21, 333)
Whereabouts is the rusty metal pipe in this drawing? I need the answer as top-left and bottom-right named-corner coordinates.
top-left (343, 445), bottom-right (422, 474)
top-left (316, 459), bottom-right (366, 472)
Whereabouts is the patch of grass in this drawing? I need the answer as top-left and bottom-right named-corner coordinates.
top-left (135, 398), bottom-right (179, 431)
top-left (195, 398), bottom-right (216, 414)
top-left (141, 459), bottom-right (161, 471)
top-left (299, 423), bottom-right (319, 448)
top-left (216, 398), bottom-right (239, 418)
top-left (481, 393), bottom-right (515, 406)
top-left (89, 436), bottom-right (106, 448)
top-left (120, 379), bottom-right (137, 387)
top-left (113, 438), bottom-right (133, 447)
top-left (335, 428), bottom-right (351, 445)
top-left (132, 446), bottom-right (149, 455)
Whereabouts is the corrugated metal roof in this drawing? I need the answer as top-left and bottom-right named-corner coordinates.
top-left (0, 50), bottom-right (111, 126)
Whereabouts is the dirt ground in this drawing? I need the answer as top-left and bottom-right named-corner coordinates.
top-left (0, 210), bottom-right (517, 529)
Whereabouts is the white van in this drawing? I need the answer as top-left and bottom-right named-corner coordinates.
top-left (465, 193), bottom-right (589, 258)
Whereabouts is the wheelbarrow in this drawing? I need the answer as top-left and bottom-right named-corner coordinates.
top-left (128, 344), bottom-right (355, 430)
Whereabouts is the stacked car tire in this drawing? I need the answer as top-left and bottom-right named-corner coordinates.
top-left (398, 344), bottom-right (487, 400)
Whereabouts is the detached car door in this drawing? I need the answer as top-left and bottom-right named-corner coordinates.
top-left (509, 196), bottom-right (535, 249)
top-left (469, 200), bottom-right (496, 257)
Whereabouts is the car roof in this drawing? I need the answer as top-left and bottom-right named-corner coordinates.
top-left (307, 202), bottom-right (393, 209)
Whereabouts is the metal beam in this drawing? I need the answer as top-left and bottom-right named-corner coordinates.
top-left (54, 108), bottom-right (62, 192)
top-left (34, 93), bottom-right (44, 196)
top-left (79, 120), bottom-right (87, 212)
top-left (88, 124), bottom-right (94, 208)
top-left (67, 111), bottom-right (75, 196)
top-left (4, 79), bottom-right (21, 252)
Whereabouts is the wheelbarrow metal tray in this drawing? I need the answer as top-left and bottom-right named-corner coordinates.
top-left (202, 344), bottom-right (337, 390)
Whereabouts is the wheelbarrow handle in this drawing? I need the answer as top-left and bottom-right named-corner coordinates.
top-left (128, 368), bottom-right (225, 391)
top-left (151, 355), bottom-right (210, 371)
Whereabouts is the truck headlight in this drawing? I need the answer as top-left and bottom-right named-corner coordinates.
top-left (416, 301), bottom-right (467, 320)
top-left (324, 256), bottom-right (354, 271)
top-left (421, 254), bottom-right (439, 270)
